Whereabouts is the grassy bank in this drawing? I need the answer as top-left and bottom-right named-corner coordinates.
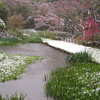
top-left (0, 52), bottom-right (41, 82)
top-left (23, 34), bottom-right (42, 43)
top-left (0, 38), bottom-right (22, 46)
top-left (0, 30), bottom-right (58, 46)
top-left (46, 52), bottom-right (100, 100)
top-left (0, 36), bottom-right (42, 46)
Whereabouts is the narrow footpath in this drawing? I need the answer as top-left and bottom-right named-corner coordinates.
top-left (0, 43), bottom-right (68, 100)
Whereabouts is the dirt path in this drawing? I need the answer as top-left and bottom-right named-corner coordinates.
top-left (0, 43), bottom-right (68, 100)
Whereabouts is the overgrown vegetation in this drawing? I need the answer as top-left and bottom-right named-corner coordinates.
top-left (46, 52), bottom-right (100, 100)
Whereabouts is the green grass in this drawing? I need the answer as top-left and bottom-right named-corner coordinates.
top-left (0, 38), bottom-right (22, 46)
top-left (46, 52), bottom-right (100, 100)
top-left (0, 35), bottom-right (42, 46)
top-left (0, 94), bottom-right (25, 100)
top-left (23, 30), bottom-right (57, 43)
top-left (23, 35), bottom-right (42, 43)
top-left (46, 63), bottom-right (100, 100)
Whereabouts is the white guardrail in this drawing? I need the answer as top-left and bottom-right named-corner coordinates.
top-left (42, 38), bottom-right (100, 64)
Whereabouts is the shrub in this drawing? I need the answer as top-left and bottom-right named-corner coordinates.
top-left (46, 63), bottom-right (100, 100)
top-left (69, 52), bottom-right (93, 64)
top-left (7, 15), bottom-right (25, 30)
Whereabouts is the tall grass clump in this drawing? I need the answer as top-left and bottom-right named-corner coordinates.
top-left (69, 52), bottom-right (93, 63)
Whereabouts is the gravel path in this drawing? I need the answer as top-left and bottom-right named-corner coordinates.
top-left (0, 43), bottom-right (68, 100)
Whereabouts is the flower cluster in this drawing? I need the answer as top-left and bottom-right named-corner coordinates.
top-left (0, 52), bottom-right (30, 82)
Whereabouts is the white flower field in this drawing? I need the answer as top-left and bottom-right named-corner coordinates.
top-left (0, 52), bottom-right (40, 82)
